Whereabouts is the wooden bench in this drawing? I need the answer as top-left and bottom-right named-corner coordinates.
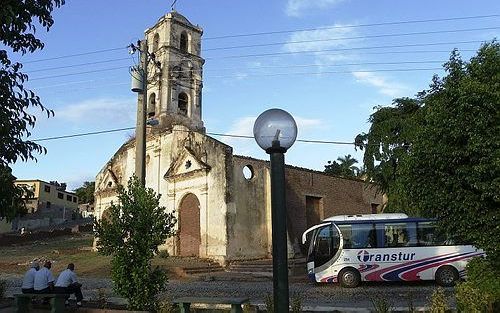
top-left (14, 293), bottom-right (67, 313)
top-left (173, 297), bottom-right (249, 313)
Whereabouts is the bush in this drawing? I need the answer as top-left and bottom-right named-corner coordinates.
top-left (158, 250), bottom-right (169, 259)
top-left (264, 294), bottom-right (274, 313)
top-left (290, 293), bottom-right (303, 313)
top-left (94, 176), bottom-right (177, 311)
top-left (456, 258), bottom-right (500, 313)
top-left (0, 279), bottom-right (6, 299)
top-left (428, 287), bottom-right (450, 313)
top-left (156, 300), bottom-right (178, 313)
top-left (242, 302), bottom-right (255, 313)
top-left (370, 296), bottom-right (393, 313)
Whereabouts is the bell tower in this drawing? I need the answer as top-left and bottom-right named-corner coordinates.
top-left (144, 11), bottom-right (205, 132)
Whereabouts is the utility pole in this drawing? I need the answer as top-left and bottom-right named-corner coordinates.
top-left (135, 40), bottom-right (148, 186)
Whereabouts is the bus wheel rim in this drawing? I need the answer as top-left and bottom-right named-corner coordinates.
top-left (343, 272), bottom-right (355, 284)
top-left (441, 269), bottom-right (455, 284)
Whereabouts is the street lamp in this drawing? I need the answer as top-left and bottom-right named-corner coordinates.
top-left (253, 108), bottom-right (297, 313)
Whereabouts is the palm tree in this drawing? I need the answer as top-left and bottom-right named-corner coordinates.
top-left (337, 154), bottom-right (360, 177)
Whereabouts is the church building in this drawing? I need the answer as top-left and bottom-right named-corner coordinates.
top-left (94, 11), bottom-right (382, 263)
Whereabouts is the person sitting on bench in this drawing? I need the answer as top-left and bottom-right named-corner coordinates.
top-left (34, 261), bottom-right (55, 294)
top-left (55, 263), bottom-right (83, 306)
top-left (21, 261), bottom-right (39, 294)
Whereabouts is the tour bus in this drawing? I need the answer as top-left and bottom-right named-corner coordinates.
top-left (302, 213), bottom-right (484, 288)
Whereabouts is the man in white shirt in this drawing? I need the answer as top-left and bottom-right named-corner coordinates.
top-left (21, 261), bottom-right (39, 294)
top-left (55, 263), bottom-right (83, 306)
top-left (34, 261), bottom-right (55, 294)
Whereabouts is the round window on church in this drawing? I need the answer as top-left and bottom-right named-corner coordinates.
top-left (243, 165), bottom-right (254, 180)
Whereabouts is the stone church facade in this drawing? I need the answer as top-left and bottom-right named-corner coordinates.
top-left (94, 11), bottom-right (383, 263)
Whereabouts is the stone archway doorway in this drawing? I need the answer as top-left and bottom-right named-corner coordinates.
top-left (178, 193), bottom-right (201, 256)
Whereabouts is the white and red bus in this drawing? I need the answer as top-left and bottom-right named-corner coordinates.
top-left (302, 213), bottom-right (484, 288)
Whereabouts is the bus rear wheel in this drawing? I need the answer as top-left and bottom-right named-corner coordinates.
top-left (435, 266), bottom-right (459, 287)
top-left (339, 268), bottom-right (361, 288)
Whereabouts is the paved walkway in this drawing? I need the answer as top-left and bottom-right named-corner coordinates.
top-left (2, 272), bottom-right (455, 312)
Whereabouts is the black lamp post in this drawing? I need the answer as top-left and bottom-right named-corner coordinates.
top-left (253, 109), bottom-right (297, 313)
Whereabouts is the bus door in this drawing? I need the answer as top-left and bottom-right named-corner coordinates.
top-left (306, 223), bottom-right (342, 278)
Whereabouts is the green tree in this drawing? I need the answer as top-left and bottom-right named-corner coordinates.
top-left (357, 41), bottom-right (500, 263)
top-left (0, 0), bottom-right (65, 220)
top-left (75, 181), bottom-right (95, 204)
top-left (324, 154), bottom-right (361, 178)
top-left (398, 42), bottom-right (500, 264)
top-left (357, 41), bottom-right (500, 308)
top-left (355, 98), bottom-right (421, 212)
top-left (93, 177), bottom-right (177, 311)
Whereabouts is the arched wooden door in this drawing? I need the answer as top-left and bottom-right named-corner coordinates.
top-left (178, 193), bottom-right (201, 256)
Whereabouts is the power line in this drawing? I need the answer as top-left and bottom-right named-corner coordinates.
top-left (32, 126), bottom-right (359, 146)
top-left (175, 60), bottom-right (445, 75)
top-left (33, 127), bottom-right (136, 142)
top-left (25, 57), bottom-right (132, 73)
top-left (27, 66), bottom-right (443, 83)
top-left (26, 40), bottom-right (485, 81)
top-left (13, 26), bottom-right (492, 67)
top-left (29, 40), bottom-right (481, 75)
top-left (204, 40), bottom-right (484, 59)
top-left (20, 47), bottom-right (127, 64)
top-left (207, 67), bottom-right (443, 79)
top-left (29, 66), bottom-right (131, 81)
top-left (27, 48), bottom-right (478, 90)
top-left (204, 27), bottom-right (500, 51)
top-left (204, 14), bottom-right (500, 40)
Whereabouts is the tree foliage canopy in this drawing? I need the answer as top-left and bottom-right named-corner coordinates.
top-left (0, 0), bottom-right (65, 220)
top-left (324, 154), bottom-right (363, 178)
top-left (356, 41), bottom-right (500, 264)
top-left (93, 177), bottom-right (177, 310)
top-left (75, 181), bottom-right (95, 204)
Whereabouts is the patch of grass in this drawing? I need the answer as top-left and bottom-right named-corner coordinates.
top-left (0, 234), bottom-right (109, 277)
top-left (0, 235), bottom-right (221, 279)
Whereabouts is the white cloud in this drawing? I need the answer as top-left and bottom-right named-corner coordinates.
top-left (235, 72), bottom-right (249, 81)
top-left (352, 71), bottom-right (409, 98)
top-left (283, 24), bottom-right (361, 69)
top-left (54, 98), bottom-right (136, 125)
top-left (284, 24), bottom-right (357, 53)
top-left (286, 0), bottom-right (346, 17)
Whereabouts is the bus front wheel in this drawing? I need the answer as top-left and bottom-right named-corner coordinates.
top-left (435, 266), bottom-right (459, 287)
top-left (339, 268), bottom-right (361, 288)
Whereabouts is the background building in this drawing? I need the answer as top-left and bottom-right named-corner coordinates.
top-left (13, 180), bottom-right (79, 231)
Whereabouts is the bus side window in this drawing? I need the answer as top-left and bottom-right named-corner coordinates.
top-left (417, 222), bottom-right (447, 246)
top-left (383, 223), bottom-right (416, 247)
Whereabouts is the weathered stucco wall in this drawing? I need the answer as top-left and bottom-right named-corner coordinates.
top-left (229, 156), bottom-right (383, 259)
top-left (95, 126), bottom-right (231, 261)
top-left (228, 157), bottom-right (272, 260)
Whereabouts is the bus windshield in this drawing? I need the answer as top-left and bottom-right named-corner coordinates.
top-left (308, 223), bottom-right (341, 268)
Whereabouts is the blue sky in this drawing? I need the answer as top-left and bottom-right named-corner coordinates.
top-left (10, 0), bottom-right (500, 191)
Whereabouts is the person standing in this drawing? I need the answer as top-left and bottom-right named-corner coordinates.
top-left (21, 261), bottom-right (39, 294)
top-left (34, 260), bottom-right (55, 294)
top-left (55, 263), bottom-right (83, 306)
